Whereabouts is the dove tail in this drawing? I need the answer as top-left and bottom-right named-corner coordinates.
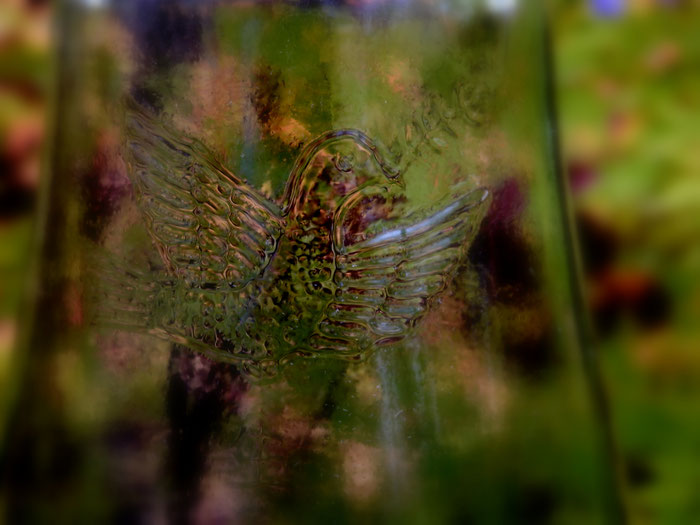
top-left (85, 249), bottom-right (158, 333)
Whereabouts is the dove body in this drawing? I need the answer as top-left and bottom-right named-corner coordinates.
top-left (112, 107), bottom-right (489, 375)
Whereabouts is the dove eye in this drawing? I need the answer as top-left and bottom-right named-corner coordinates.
top-left (333, 153), bottom-right (354, 173)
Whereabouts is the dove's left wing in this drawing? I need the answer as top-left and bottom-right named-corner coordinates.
top-left (126, 104), bottom-right (284, 289)
top-left (311, 184), bottom-right (490, 356)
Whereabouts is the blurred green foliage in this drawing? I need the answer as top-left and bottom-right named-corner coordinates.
top-left (555, 1), bottom-right (700, 522)
top-left (0, 2), bottom-right (49, 376)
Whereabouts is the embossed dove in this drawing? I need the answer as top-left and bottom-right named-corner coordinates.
top-left (101, 104), bottom-right (490, 377)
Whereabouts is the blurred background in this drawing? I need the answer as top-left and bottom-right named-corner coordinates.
top-left (0, 0), bottom-right (698, 522)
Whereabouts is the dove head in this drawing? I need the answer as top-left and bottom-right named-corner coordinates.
top-left (281, 129), bottom-right (403, 227)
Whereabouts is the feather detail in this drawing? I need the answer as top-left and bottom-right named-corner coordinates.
top-left (311, 182), bottom-right (489, 354)
top-left (125, 101), bottom-right (284, 290)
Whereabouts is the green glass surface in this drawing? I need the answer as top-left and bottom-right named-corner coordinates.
top-left (2, 1), bottom-right (623, 523)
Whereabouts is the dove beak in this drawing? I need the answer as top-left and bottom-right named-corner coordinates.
top-left (390, 175), bottom-right (406, 191)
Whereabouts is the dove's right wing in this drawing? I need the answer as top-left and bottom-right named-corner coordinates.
top-left (126, 105), bottom-right (284, 289)
top-left (311, 184), bottom-right (490, 356)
